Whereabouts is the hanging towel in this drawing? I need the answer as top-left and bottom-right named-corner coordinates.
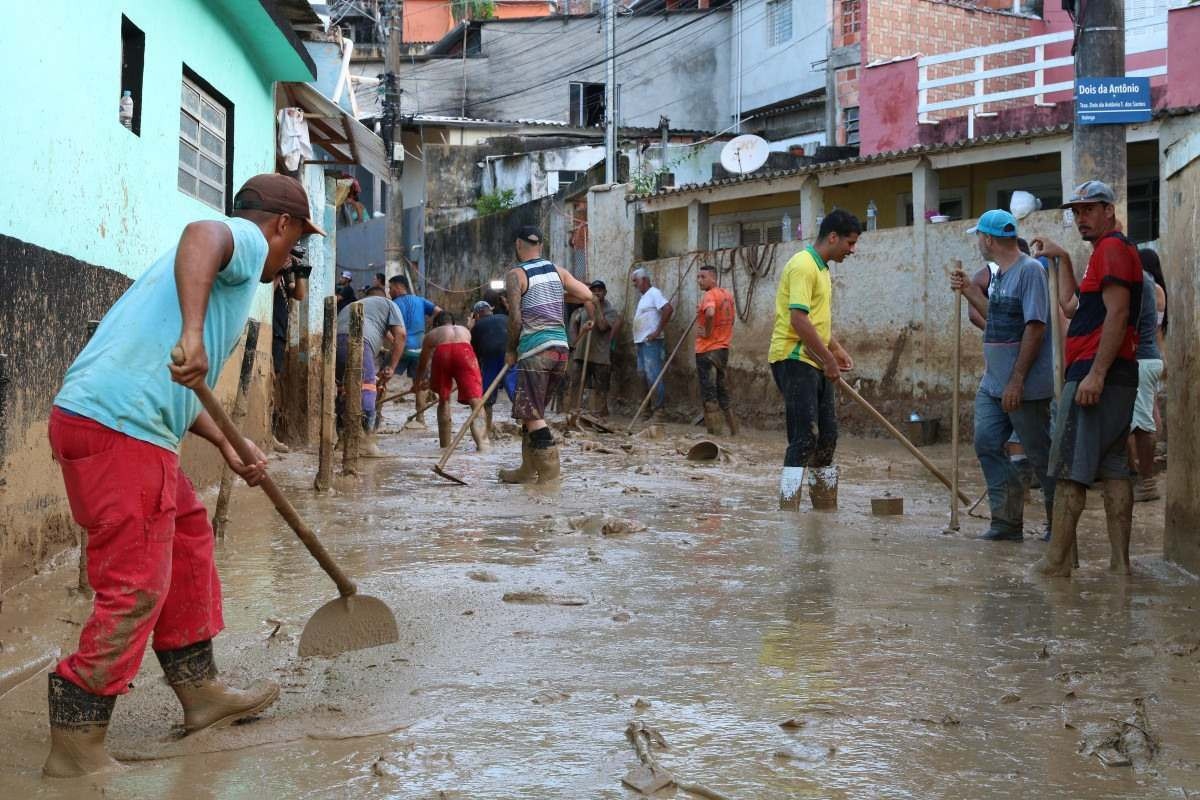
top-left (278, 107), bottom-right (313, 171)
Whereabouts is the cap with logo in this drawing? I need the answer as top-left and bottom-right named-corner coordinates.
top-left (966, 209), bottom-right (1018, 238)
top-left (1062, 180), bottom-right (1116, 208)
top-left (589, 279), bottom-right (607, 291)
top-left (233, 173), bottom-right (327, 236)
top-left (514, 225), bottom-right (542, 244)
top-left (340, 270), bottom-right (353, 280)
top-left (472, 300), bottom-right (492, 313)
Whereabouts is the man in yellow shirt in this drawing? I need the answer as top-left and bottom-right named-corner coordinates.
top-left (769, 210), bottom-right (861, 510)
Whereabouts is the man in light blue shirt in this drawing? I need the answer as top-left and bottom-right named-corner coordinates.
top-left (950, 209), bottom-right (1055, 542)
top-left (388, 273), bottom-right (441, 426)
top-left (43, 174), bottom-right (322, 778)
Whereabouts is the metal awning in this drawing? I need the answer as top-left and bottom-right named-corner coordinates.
top-left (280, 82), bottom-right (389, 180)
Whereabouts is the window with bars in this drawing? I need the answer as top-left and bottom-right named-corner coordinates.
top-left (766, 0), bottom-right (792, 47)
top-left (178, 73), bottom-right (232, 212)
top-left (844, 106), bottom-right (860, 146)
top-left (840, 0), bottom-right (861, 37)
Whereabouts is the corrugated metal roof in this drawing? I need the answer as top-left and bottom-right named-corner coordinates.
top-left (634, 124), bottom-right (1074, 200)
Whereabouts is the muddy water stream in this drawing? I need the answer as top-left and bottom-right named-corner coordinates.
top-left (2, 411), bottom-right (1198, 799)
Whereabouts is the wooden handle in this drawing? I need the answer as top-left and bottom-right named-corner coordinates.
top-left (626, 316), bottom-right (698, 433)
top-left (573, 330), bottom-right (593, 416)
top-left (172, 347), bottom-right (358, 597)
top-left (950, 277), bottom-right (962, 529)
top-left (435, 364), bottom-right (510, 471)
top-left (837, 377), bottom-right (973, 506)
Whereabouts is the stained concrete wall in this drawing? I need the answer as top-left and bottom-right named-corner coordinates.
top-left (583, 199), bottom-right (1085, 436)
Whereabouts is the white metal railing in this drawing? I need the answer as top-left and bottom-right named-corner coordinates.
top-left (917, 29), bottom-right (1168, 137)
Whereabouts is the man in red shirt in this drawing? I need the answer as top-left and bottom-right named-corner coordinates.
top-left (1031, 181), bottom-right (1143, 577)
top-left (694, 265), bottom-right (737, 435)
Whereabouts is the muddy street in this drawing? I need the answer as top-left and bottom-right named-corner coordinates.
top-left (2, 411), bottom-right (1198, 799)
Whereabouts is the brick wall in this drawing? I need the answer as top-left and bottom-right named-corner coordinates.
top-left (851, 0), bottom-right (1042, 129)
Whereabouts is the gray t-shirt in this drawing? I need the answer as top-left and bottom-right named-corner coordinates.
top-left (337, 296), bottom-right (405, 356)
top-left (981, 254), bottom-right (1053, 400)
top-left (1134, 268), bottom-right (1162, 360)
top-left (568, 300), bottom-right (620, 366)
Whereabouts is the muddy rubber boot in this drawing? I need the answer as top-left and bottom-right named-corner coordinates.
top-left (1031, 481), bottom-right (1085, 577)
top-left (779, 467), bottom-right (805, 511)
top-left (1134, 476), bottom-right (1160, 502)
top-left (809, 466), bottom-right (838, 511)
top-left (723, 407), bottom-right (739, 437)
top-left (1103, 478), bottom-right (1134, 575)
top-left (361, 433), bottom-right (383, 458)
top-left (437, 403), bottom-right (452, 449)
top-left (702, 402), bottom-right (724, 436)
top-left (43, 674), bottom-right (122, 778)
top-left (157, 640), bottom-right (279, 734)
top-left (593, 392), bottom-right (610, 418)
top-left (498, 434), bottom-right (538, 484)
top-left (532, 444), bottom-right (562, 482)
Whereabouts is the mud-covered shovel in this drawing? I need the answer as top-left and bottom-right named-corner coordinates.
top-left (432, 364), bottom-right (510, 485)
top-left (173, 348), bottom-right (399, 658)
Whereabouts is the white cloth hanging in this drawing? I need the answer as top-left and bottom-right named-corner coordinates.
top-left (278, 107), bottom-right (312, 171)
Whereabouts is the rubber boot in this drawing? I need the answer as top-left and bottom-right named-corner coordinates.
top-left (43, 674), bottom-right (122, 778)
top-left (437, 402), bottom-right (452, 449)
top-left (1103, 478), bottom-right (1134, 575)
top-left (498, 433), bottom-right (538, 484)
top-left (809, 465), bottom-right (838, 510)
top-left (361, 432), bottom-right (384, 458)
top-left (593, 392), bottom-right (610, 418)
top-left (779, 467), bottom-right (805, 511)
top-left (532, 443), bottom-right (561, 482)
top-left (723, 407), bottom-right (739, 437)
top-left (157, 640), bottom-right (279, 734)
top-left (1031, 481), bottom-right (1085, 577)
top-left (702, 402), bottom-right (724, 436)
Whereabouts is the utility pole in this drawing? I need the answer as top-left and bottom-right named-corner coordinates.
top-left (604, 0), bottom-right (617, 183)
top-left (1072, 0), bottom-right (1126, 220)
top-left (383, 0), bottom-right (406, 281)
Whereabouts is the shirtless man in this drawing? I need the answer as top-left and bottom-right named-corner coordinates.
top-left (415, 312), bottom-right (487, 452)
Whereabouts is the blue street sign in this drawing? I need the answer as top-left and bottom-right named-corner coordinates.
top-left (1076, 77), bottom-right (1152, 125)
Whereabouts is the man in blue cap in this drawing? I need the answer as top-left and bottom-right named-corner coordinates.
top-left (950, 209), bottom-right (1055, 541)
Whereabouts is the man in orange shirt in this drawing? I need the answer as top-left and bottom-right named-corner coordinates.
top-left (695, 265), bottom-right (737, 435)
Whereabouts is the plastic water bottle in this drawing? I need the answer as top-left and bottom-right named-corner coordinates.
top-left (909, 411), bottom-right (921, 422)
top-left (119, 90), bottom-right (133, 129)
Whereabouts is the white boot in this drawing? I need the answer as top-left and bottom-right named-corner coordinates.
top-left (779, 467), bottom-right (806, 511)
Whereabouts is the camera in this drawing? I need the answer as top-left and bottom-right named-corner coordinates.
top-left (288, 241), bottom-right (312, 280)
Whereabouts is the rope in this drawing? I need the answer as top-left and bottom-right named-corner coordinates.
top-left (717, 243), bottom-right (777, 324)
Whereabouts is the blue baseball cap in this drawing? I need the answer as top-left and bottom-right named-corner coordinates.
top-left (966, 209), bottom-right (1018, 238)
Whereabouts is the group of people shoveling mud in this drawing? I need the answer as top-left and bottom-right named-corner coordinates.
top-left (33, 171), bottom-right (1163, 781)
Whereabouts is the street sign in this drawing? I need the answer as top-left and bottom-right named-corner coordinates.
top-left (1076, 77), bottom-right (1152, 125)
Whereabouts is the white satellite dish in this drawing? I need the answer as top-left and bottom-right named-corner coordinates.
top-left (720, 134), bottom-right (769, 175)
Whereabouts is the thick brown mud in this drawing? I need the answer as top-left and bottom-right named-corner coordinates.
top-left (1, 403), bottom-right (1198, 799)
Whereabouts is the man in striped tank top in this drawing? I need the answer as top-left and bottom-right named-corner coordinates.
top-left (499, 225), bottom-right (595, 483)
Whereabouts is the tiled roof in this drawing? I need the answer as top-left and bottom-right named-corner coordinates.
top-left (634, 124), bottom-right (1074, 200)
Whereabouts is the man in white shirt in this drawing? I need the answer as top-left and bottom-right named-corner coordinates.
top-left (630, 267), bottom-right (673, 417)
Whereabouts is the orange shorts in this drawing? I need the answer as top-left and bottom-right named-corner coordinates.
top-left (431, 341), bottom-right (483, 403)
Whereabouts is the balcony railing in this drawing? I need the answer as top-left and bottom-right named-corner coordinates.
top-left (917, 30), bottom-right (1168, 137)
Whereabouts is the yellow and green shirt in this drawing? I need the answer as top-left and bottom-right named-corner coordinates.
top-left (768, 245), bottom-right (832, 367)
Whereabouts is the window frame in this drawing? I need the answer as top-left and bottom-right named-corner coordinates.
top-left (178, 68), bottom-right (234, 213)
top-left (569, 81), bottom-right (606, 128)
top-left (120, 15), bottom-right (145, 136)
top-left (766, 0), bottom-right (793, 47)
top-left (843, 105), bottom-right (860, 147)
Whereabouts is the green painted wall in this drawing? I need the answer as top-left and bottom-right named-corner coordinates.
top-left (0, 0), bottom-right (305, 316)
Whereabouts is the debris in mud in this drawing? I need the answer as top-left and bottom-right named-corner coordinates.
top-left (1079, 698), bottom-right (1159, 770)
top-left (611, 611), bottom-right (631, 622)
top-left (778, 718), bottom-right (806, 730)
top-left (531, 689), bottom-right (571, 705)
top-left (633, 697), bottom-right (651, 710)
top-left (912, 714), bottom-right (961, 727)
top-left (467, 570), bottom-right (499, 583)
top-left (502, 591), bottom-right (588, 606)
top-left (1000, 693), bottom-right (1022, 705)
top-left (601, 518), bottom-right (647, 536)
top-left (562, 514), bottom-right (647, 536)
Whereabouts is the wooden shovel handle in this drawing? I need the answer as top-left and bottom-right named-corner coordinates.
top-left (626, 315), bottom-right (698, 433)
top-left (172, 347), bottom-right (358, 598)
top-left (837, 377), bottom-right (973, 506)
top-left (435, 364), bottom-right (510, 472)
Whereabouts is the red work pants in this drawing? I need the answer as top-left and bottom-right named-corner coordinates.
top-left (48, 408), bottom-right (224, 696)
